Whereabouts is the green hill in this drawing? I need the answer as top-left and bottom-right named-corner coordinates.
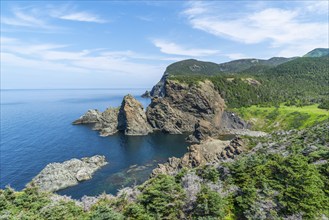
top-left (170, 57), bottom-right (329, 108)
top-left (304, 48), bottom-right (329, 57)
top-left (165, 59), bottom-right (224, 76)
top-left (217, 57), bottom-right (295, 73)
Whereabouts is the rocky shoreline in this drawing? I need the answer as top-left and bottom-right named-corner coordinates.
top-left (27, 155), bottom-right (107, 192)
top-left (73, 79), bottom-right (256, 141)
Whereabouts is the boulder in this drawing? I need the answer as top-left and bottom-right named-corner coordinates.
top-left (27, 155), bottom-right (107, 192)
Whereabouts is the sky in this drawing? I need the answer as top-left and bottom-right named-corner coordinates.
top-left (1, 0), bottom-right (328, 89)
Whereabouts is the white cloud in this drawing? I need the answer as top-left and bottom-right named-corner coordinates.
top-left (153, 39), bottom-right (219, 57)
top-left (59, 12), bottom-right (107, 23)
top-left (303, 1), bottom-right (329, 14)
top-left (1, 38), bottom-right (165, 77)
top-left (226, 53), bottom-right (249, 60)
top-left (183, 1), bottom-right (328, 56)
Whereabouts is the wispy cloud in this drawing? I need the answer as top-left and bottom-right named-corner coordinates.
top-left (183, 1), bottom-right (329, 56)
top-left (58, 12), bottom-right (107, 23)
top-left (1, 7), bottom-right (55, 29)
top-left (1, 4), bottom-right (108, 32)
top-left (153, 39), bottom-right (219, 57)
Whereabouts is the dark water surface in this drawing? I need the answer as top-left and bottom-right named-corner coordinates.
top-left (0, 89), bottom-right (189, 199)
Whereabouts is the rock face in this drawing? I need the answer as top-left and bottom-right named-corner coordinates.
top-left (150, 72), bottom-right (168, 97)
top-left (146, 80), bottom-right (225, 135)
top-left (73, 95), bottom-right (152, 136)
top-left (118, 94), bottom-right (152, 135)
top-left (220, 111), bottom-right (251, 130)
top-left (28, 155), bottom-right (107, 192)
top-left (152, 137), bottom-right (245, 176)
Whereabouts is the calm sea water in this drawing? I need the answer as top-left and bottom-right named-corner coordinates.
top-left (0, 89), bottom-right (189, 199)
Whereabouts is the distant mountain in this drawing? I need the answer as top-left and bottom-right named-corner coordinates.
top-left (303, 48), bottom-right (329, 57)
top-left (164, 57), bottom-right (295, 76)
top-left (165, 59), bottom-right (223, 76)
top-left (217, 57), bottom-right (295, 73)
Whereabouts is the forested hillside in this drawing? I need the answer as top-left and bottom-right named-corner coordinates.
top-left (171, 57), bottom-right (329, 108)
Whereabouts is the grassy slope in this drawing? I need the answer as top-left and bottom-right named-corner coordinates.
top-left (232, 104), bottom-right (329, 132)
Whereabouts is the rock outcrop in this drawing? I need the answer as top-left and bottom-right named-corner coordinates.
top-left (73, 108), bottom-right (119, 136)
top-left (28, 155), bottom-right (107, 192)
top-left (220, 111), bottom-right (251, 130)
top-left (141, 90), bottom-right (151, 98)
top-left (118, 94), bottom-right (152, 135)
top-left (73, 95), bottom-right (152, 136)
top-left (73, 109), bottom-right (102, 124)
top-left (146, 80), bottom-right (225, 135)
top-left (152, 137), bottom-right (245, 176)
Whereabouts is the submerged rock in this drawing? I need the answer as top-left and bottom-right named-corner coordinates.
top-left (27, 155), bottom-right (107, 192)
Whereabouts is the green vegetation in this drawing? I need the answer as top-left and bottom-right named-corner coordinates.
top-left (232, 104), bottom-right (329, 132)
top-left (304, 48), bottom-right (329, 58)
top-left (192, 186), bottom-right (227, 219)
top-left (138, 174), bottom-right (185, 219)
top-left (170, 57), bottom-right (329, 109)
top-left (166, 59), bottom-right (224, 76)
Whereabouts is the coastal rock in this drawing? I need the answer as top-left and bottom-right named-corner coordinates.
top-left (118, 94), bottom-right (153, 135)
top-left (73, 95), bottom-right (152, 136)
top-left (186, 120), bottom-right (213, 143)
top-left (73, 109), bottom-right (102, 124)
top-left (94, 107), bottom-right (119, 136)
top-left (149, 72), bottom-right (168, 97)
top-left (146, 80), bottom-right (225, 135)
top-left (73, 108), bottom-right (119, 136)
top-left (151, 137), bottom-right (245, 176)
top-left (27, 155), bottom-right (107, 192)
top-left (141, 90), bottom-right (151, 98)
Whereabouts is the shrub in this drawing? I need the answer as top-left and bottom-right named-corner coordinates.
top-left (139, 174), bottom-right (185, 219)
top-left (193, 186), bottom-right (227, 219)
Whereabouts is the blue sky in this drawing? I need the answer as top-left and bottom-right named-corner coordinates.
top-left (1, 1), bottom-right (328, 89)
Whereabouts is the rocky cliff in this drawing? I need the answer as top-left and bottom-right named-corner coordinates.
top-left (28, 155), bottom-right (107, 192)
top-left (73, 95), bottom-right (152, 136)
top-left (146, 80), bottom-right (226, 135)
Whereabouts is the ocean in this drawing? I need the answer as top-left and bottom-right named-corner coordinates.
top-left (0, 89), bottom-right (189, 199)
